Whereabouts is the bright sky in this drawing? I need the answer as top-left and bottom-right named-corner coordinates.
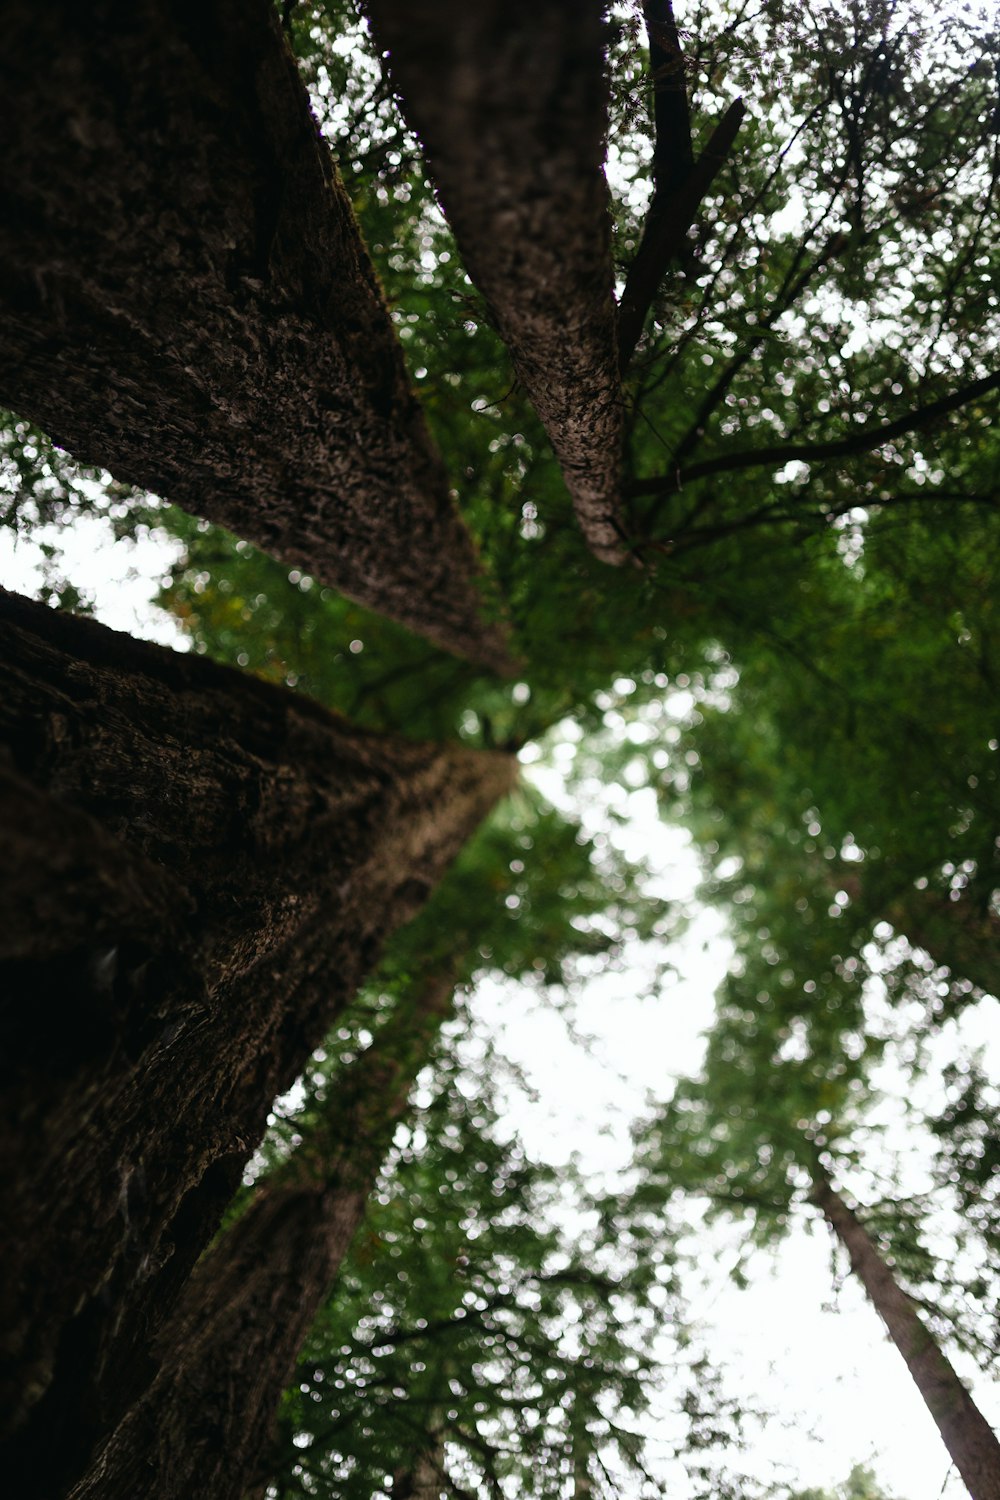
top-left (476, 766), bottom-right (999, 1500)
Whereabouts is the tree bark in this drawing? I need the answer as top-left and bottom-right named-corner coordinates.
top-left (812, 1171), bottom-right (1000, 1500)
top-left (0, 0), bottom-right (510, 672)
top-left (69, 973), bottom-right (457, 1500)
top-left (365, 0), bottom-right (626, 564)
top-left (0, 588), bottom-right (515, 1495)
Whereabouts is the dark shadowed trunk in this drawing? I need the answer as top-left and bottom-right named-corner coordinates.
top-left (365, 0), bottom-right (626, 564)
top-left (0, 590), bottom-right (514, 1496)
top-left (68, 973), bottom-right (456, 1500)
top-left (812, 1170), bottom-right (1000, 1500)
top-left (0, 0), bottom-right (510, 670)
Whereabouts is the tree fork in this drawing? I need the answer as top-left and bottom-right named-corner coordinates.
top-left (0, 589), bottom-right (515, 1493)
top-left (812, 1169), bottom-right (1000, 1500)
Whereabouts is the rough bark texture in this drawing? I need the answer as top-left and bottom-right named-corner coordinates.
top-left (813, 1174), bottom-right (1000, 1500)
top-left (365, 0), bottom-right (626, 564)
top-left (0, 589), bottom-right (515, 1496)
top-left (70, 974), bottom-right (456, 1500)
top-left (0, 0), bottom-right (510, 671)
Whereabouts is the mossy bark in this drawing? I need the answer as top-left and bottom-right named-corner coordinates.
top-left (0, 0), bottom-right (510, 671)
top-left (366, 0), bottom-right (626, 563)
top-left (0, 590), bottom-right (515, 1495)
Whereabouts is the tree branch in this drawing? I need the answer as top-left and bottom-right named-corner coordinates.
top-left (644, 0), bottom-right (695, 195)
top-left (618, 2), bottom-right (745, 372)
top-left (629, 367), bottom-right (1000, 499)
top-left (664, 223), bottom-right (854, 485)
top-left (641, 490), bottom-right (997, 564)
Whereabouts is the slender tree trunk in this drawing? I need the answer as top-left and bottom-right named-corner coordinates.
top-left (365, 0), bottom-right (626, 564)
top-left (573, 1465), bottom-right (595, 1498)
top-left (69, 972), bottom-right (457, 1500)
top-left (0, 0), bottom-right (510, 670)
top-left (812, 1170), bottom-right (1000, 1500)
top-left (390, 1438), bottom-right (447, 1500)
top-left (0, 589), bottom-right (515, 1495)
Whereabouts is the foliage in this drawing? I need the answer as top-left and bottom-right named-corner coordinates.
top-left (261, 1057), bottom-right (670, 1499)
top-left (3, 0), bottom-right (1000, 1492)
top-left (785, 1462), bottom-right (906, 1500)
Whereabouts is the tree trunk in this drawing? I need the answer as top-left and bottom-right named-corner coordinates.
top-left (390, 1428), bottom-right (447, 1500)
top-left (0, 0), bottom-right (510, 671)
top-left (0, 588), bottom-right (515, 1495)
top-left (69, 973), bottom-right (457, 1500)
top-left (365, 0), bottom-right (626, 564)
top-left (812, 1171), bottom-right (1000, 1500)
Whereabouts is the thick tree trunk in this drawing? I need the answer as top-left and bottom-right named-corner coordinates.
top-left (812, 1172), bottom-right (1000, 1500)
top-left (0, 0), bottom-right (510, 671)
top-left (69, 973), bottom-right (456, 1500)
top-left (366, 0), bottom-right (626, 564)
top-left (0, 589), bottom-right (515, 1495)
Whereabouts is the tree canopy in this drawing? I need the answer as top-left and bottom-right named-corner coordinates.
top-left (1, 0), bottom-right (998, 1496)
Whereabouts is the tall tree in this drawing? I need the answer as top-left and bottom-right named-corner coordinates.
top-left (811, 1169), bottom-right (1000, 1500)
top-left (2, 0), bottom-right (998, 1490)
top-left (67, 972), bottom-right (457, 1500)
top-left (64, 789), bottom-right (668, 1499)
top-left (256, 1033), bottom-right (692, 1500)
top-left (0, 0), bottom-right (510, 668)
top-left (636, 1020), bottom-right (1000, 1498)
top-left (0, 587), bottom-right (514, 1493)
top-left (630, 832), bottom-right (1000, 1500)
top-left (364, 0), bottom-right (627, 563)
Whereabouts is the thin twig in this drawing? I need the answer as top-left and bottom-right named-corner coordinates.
top-left (629, 367), bottom-right (1000, 500)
